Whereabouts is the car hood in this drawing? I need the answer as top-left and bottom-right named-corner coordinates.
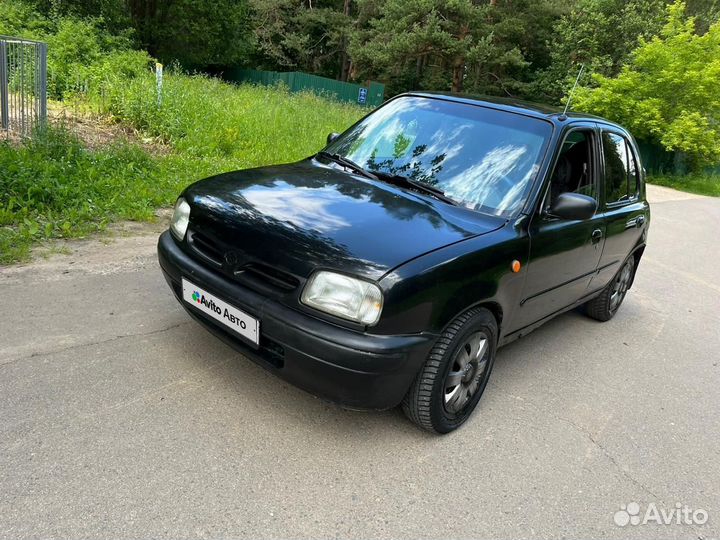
top-left (183, 159), bottom-right (505, 281)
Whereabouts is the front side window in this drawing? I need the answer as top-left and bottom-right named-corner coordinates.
top-left (326, 97), bottom-right (553, 217)
top-left (545, 130), bottom-right (596, 213)
top-left (602, 132), bottom-right (639, 204)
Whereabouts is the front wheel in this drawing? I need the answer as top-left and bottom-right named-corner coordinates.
top-left (585, 256), bottom-right (636, 321)
top-left (402, 307), bottom-right (497, 434)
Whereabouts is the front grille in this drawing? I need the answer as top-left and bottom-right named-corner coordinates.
top-left (238, 263), bottom-right (300, 291)
top-left (187, 230), bottom-right (223, 268)
top-left (186, 228), bottom-right (300, 294)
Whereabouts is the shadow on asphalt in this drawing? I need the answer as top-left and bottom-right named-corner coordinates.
top-left (172, 304), bottom-right (593, 439)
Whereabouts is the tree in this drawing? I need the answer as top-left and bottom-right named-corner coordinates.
top-left (249, 0), bottom-right (353, 79)
top-left (573, 1), bottom-right (720, 168)
top-left (686, 0), bottom-right (720, 33)
top-left (0, 0), bottom-right (52, 36)
top-left (126, 0), bottom-right (254, 68)
top-left (13, 0), bottom-right (254, 68)
top-left (349, 0), bottom-right (556, 95)
top-left (535, 0), bottom-right (668, 103)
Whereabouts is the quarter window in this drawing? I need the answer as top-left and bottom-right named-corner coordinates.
top-left (602, 132), bottom-right (639, 204)
top-left (627, 143), bottom-right (639, 197)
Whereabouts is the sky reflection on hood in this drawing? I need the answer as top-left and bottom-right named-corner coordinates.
top-left (242, 180), bottom-right (369, 234)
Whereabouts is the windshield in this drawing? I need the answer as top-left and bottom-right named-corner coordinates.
top-left (326, 96), bottom-right (553, 217)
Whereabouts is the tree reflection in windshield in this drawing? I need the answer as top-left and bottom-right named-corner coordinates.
top-left (327, 96), bottom-right (552, 217)
top-left (367, 139), bottom-right (447, 186)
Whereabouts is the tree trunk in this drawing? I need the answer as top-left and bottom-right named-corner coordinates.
top-left (451, 24), bottom-right (470, 93)
top-left (451, 59), bottom-right (465, 93)
top-left (338, 0), bottom-right (352, 81)
top-left (126, 0), bottom-right (172, 56)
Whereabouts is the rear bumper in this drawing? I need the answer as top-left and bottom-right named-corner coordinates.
top-left (157, 231), bottom-right (436, 409)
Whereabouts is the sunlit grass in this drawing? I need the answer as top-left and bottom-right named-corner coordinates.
top-left (648, 174), bottom-right (720, 197)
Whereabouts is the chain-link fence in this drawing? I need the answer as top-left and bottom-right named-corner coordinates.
top-left (0, 35), bottom-right (47, 138)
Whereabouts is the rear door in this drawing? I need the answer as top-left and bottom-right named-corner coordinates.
top-left (591, 129), bottom-right (649, 290)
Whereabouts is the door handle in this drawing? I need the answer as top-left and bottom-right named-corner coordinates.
top-left (635, 215), bottom-right (645, 227)
top-left (591, 229), bottom-right (603, 244)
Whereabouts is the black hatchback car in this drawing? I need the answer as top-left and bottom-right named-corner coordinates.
top-left (158, 93), bottom-right (650, 433)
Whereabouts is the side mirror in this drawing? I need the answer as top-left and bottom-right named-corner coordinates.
top-left (326, 132), bottom-right (340, 145)
top-left (549, 192), bottom-right (598, 220)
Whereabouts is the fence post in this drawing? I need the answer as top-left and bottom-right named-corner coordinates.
top-left (0, 41), bottom-right (8, 130)
top-left (39, 42), bottom-right (47, 123)
top-left (156, 62), bottom-right (163, 107)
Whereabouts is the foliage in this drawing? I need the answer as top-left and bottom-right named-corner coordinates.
top-left (574, 1), bottom-right (720, 168)
top-left (0, 4), bottom-right (149, 99)
top-left (5, 0), bottom-right (720, 102)
top-left (535, 0), bottom-right (668, 102)
top-left (350, 0), bottom-right (561, 96)
top-left (135, 0), bottom-right (255, 68)
top-left (0, 0), bottom-right (50, 36)
top-left (96, 70), bottom-right (364, 161)
top-left (8, 0), bottom-right (254, 69)
top-left (249, 0), bottom-right (353, 80)
top-left (0, 126), bottom-right (162, 263)
top-left (648, 174), bottom-right (720, 196)
top-left (44, 17), bottom-right (147, 98)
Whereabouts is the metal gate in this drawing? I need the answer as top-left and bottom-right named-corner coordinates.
top-left (0, 36), bottom-right (47, 138)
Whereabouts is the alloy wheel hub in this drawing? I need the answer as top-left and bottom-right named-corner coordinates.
top-left (444, 331), bottom-right (489, 414)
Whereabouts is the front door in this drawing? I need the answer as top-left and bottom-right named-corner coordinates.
top-left (511, 127), bottom-right (605, 332)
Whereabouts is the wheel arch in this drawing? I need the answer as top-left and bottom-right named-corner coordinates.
top-left (437, 299), bottom-right (504, 342)
top-left (628, 243), bottom-right (646, 289)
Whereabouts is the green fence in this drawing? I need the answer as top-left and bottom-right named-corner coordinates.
top-left (222, 68), bottom-right (385, 108)
top-left (638, 141), bottom-right (720, 176)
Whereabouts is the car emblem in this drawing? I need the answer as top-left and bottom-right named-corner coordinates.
top-left (224, 251), bottom-right (241, 266)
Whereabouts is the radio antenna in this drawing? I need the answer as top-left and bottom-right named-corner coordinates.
top-left (562, 63), bottom-right (585, 117)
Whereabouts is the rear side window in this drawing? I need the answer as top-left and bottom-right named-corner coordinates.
top-left (602, 132), bottom-right (640, 204)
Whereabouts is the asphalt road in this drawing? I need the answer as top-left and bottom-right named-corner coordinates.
top-left (1, 186), bottom-right (718, 539)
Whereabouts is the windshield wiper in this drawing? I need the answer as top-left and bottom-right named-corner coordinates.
top-left (372, 170), bottom-right (459, 206)
top-left (317, 152), bottom-right (458, 206)
top-left (316, 151), bottom-right (378, 181)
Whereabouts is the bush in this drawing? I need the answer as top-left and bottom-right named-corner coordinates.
top-left (0, 125), bottom-right (163, 263)
top-left (0, 0), bottom-right (49, 37)
top-left (45, 17), bottom-right (149, 99)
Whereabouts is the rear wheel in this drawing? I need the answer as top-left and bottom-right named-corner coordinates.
top-left (585, 256), bottom-right (635, 321)
top-left (402, 307), bottom-right (497, 434)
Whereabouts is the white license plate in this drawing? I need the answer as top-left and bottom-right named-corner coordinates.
top-left (182, 278), bottom-right (259, 346)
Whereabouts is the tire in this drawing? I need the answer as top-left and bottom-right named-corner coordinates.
top-left (402, 307), bottom-right (497, 434)
top-left (585, 256), bottom-right (636, 322)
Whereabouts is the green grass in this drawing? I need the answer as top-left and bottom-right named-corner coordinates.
top-left (647, 174), bottom-right (720, 197)
top-left (0, 73), bottom-right (365, 264)
top-left (98, 71), bottom-right (364, 166)
top-left (0, 127), bottom-right (165, 262)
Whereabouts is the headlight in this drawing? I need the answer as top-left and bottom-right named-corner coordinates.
top-left (301, 271), bottom-right (383, 325)
top-left (170, 197), bottom-right (190, 240)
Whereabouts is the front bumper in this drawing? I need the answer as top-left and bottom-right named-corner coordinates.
top-left (157, 231), bottom-right (436, 409)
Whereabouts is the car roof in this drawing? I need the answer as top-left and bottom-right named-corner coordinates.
top-left (404, 91), bottom-right (626, 131)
